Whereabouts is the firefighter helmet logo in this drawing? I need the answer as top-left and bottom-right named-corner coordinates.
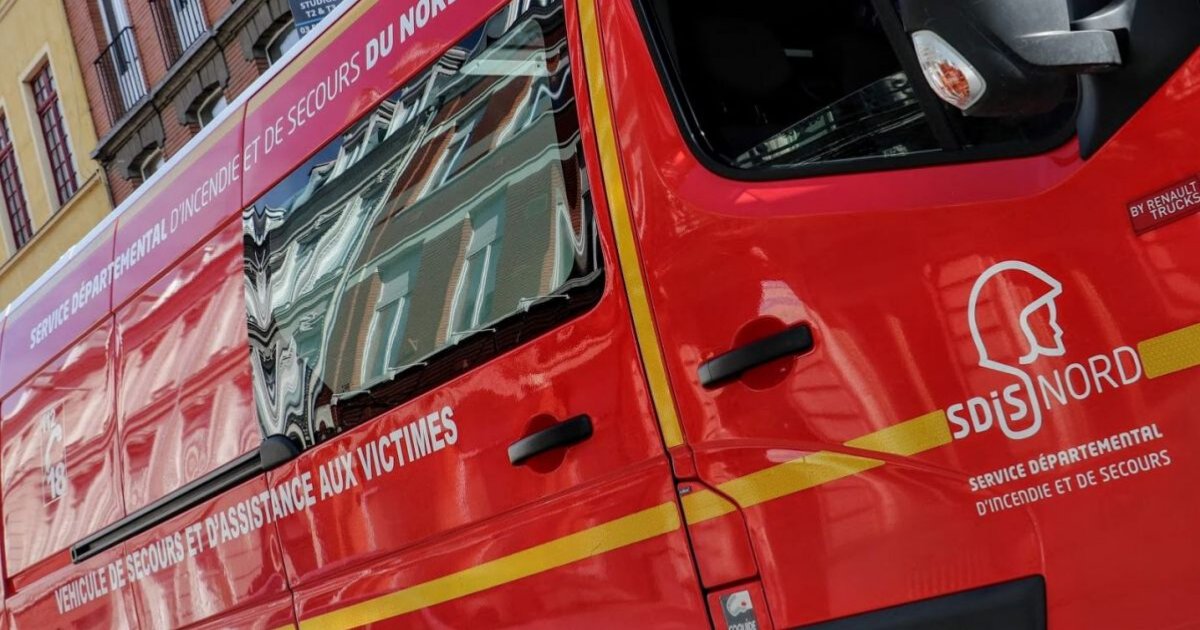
top-left (720, 590), bottom-right (758, 629)
top-left (967, 260), bottom-right (1065, 440)
top-left (723, 591), bottom-right (752, 617)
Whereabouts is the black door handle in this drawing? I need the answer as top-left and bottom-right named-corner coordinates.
top-left (508, 415), bottom-right (593, 465)
top-left (698, 325), bottom-right (814, 388)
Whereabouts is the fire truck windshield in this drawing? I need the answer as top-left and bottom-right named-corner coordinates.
top-left (637, 0), bottom-right (1076, 176)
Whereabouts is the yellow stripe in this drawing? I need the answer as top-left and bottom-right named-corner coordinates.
top-left (578, 0), bottom-right (685, 447)
top-left (718, 451), bottom-right (884, 510)
top-left (294, 410), bottom-right (946, 623)
top-left (681, 488), bottom-right (737, 524)
top-left (1139, 323), bottom-right (1200, 379)
top-left (298, 502), bottom-right (681, 629)
top-left (844, 410), bottom-right (952, 456)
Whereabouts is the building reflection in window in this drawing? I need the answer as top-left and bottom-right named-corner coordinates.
top-left (244, 0), bottom-right (600, 448)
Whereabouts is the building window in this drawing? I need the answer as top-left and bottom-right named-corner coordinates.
top-left (95, 0), bottom-right (147, 119)
top-left (0, 115), bottom-right (33, 249)
top-left (362, 257), bottom-right (417, 383)
top-left (30, 64), bottom-right (79, 206)
top-left (195, 88), bottom-right (228, 127)
top-left (264, 18), bottom-right (301, 65)
top-left (169, 0), bottom-right (207, 52)
top-left (136, 147), bottom-right (164, 182)
top-left (448, 199), bottom-right (505, 340)
top-left (150, 0), bottom-right (210, 67)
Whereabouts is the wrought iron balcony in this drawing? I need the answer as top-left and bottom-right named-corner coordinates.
top-left (94, 27), bottom-right (148, 125)
top-left (150, 0), bottom-right (210, 67)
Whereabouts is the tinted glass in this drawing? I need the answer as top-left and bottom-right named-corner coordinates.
top-left (640, 0), bottom-right (1075, 173)
top-left (245, 0), bottom-right (601, 449)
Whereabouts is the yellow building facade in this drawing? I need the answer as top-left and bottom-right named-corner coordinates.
top-left (0, 0), bottom-right (111, 307)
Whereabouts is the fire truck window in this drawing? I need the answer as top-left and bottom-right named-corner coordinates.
top-left (244, 0), bottom-right (600, 449)
top-left (640, 0), bottom-right (1075, 174)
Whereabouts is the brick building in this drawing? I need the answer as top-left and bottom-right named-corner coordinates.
top-left (0, 0), bottom-right (111, 307)
top-left (63, 0), bottom-right (307, 204)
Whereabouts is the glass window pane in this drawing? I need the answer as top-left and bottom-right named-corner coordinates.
top-left (266, 20), bottom-right (300, 65)
top-left (364, 299), bottom-right (400, 381)
top-left (638, 0), bottom-right (1075, 173)
top-left (246, 0), bottom-right (601, 449)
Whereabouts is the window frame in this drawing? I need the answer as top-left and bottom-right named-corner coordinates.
top-left (0, 113), bottom-right (33, 250)
top-left (195, 88), bottom-right (228, 127)
top-left (136, 147), bottom-right (164, 182)
top-left (168, 0), bottom-right (209, 52)
top-left (361, 254), bottom-right (419, 384)
top-left (421, 106), bottom-right (486, 197)
top-left (244, 0), bottom-right (607, 450)
top-left (447, 199), bottom-right (505, 342)
top-left (29, 62), bottom-right (79, 205)
top-left (630, 0), bottom-right (1079, 183)
top-left (264, 18), bottom-right (301, 66)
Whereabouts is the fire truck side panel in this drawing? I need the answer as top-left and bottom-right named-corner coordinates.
top-left (232, 0), bottom-right (708, 625)
top-left (121, 474), bottom-right (295, 630)
top-left (115, 217), bottom-right (260, 513)
top-left (110, 116), bottom-right (246, 310)
top-left (2, 0), bottom-right (1195, 628)
top-left (0, 319), bottom-right (133, 628)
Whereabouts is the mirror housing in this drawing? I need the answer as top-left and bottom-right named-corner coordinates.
top-left (899, 0), bottom-right (1123, 117)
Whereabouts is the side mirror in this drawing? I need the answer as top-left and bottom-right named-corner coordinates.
top-left (898, 0), bottom-right (1123, 117)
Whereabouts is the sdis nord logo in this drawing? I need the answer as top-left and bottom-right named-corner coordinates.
top-left (947, 261), bottom-right (1143, 441)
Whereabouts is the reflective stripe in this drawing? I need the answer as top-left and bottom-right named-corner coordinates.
top-left (297, 502), bottom-right (681, 629)
top-left (296, 409), bottom-right (958, 623)
top-left (1139, 322), bottom-right (1200, 379)
top-left (684, 410), bottom-right (953, 526)
top-left (578, 0), bottom-right (686, 448)
top-left (719, 451), bottom-right (884, 509)
top-left (844, 410), bottom-right (952, 456)
top-left (681, 488), bottom-right (737, 524)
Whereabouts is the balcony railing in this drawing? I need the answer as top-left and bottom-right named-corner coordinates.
top-left (94, 27), bottom-right (148, 125)
top-left (150, 0), bottom-right (209, 67)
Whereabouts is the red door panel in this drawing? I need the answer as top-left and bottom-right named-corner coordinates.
top-left (598, 1), bottom-right (1200, 627)
top-left (3, 546), bottom-right (138, 630)
top-left (284, 457), bottom-right (701, 628)
top-left (270, 280), bottom-right (706, 626)
top-left (236, 0), bottom-right (705, 625)
top-left (0, 322), bottom-right (132, 628)
top-left (113, 219), bottom-right (293, 627)
top-left (116, 217), bottom-right (259, 512)
top-left (120, 478), bottom-right (294, 629)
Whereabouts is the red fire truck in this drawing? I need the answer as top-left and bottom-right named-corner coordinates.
top-left (2, 0), bottom-right (1198, 627)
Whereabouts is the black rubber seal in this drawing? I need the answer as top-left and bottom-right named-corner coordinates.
top-left (71, 434), bottom-right (301, 563)
top-left (800, 575), bottom-right (1047, 630)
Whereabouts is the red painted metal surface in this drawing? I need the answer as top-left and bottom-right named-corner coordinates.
top-left (0, 0), bottom-right (1196, 627)
top-left (679, 484), bottom-right (759, 590)
top-left (596, 0), bottom-right (1200, 625)
top-left (247, 2), bottom-right (706, 624)
top-left (121, 476), bottom-right (295, 629)
top-left (0, 321), bottom-right (130, 627)
top-left (0, 228), bottom-right (114, 398)
top-left (116, 217), bottom-right (259, 511)
top-left (110, 119), bottom-right (245, 310)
